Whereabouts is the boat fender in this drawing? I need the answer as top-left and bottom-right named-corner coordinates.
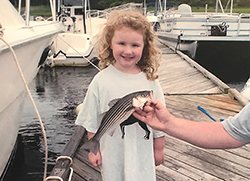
top-left (76, 103), bottom-right (83, 115)
top-left (38, 46), bottom-right (50, 67)
top-left (175, 33), bottom-right (183, 52)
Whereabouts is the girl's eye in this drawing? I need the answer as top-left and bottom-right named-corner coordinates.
top-left (132, 44), bottom-right (139, 47)
top-left (119, 42), bottom-right (125, 45)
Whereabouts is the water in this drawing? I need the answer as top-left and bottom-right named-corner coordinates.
top-left (194, 41), bottom-right (250, 84)
top-left (5, 62), bottom-right (247, 180)
top-left (5, 66), bottom-right (98, 181)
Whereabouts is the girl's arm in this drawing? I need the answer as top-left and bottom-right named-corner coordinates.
top-left (88, 132), bottom-right (102, 167)
top-left (153, 136), bottom-right (165, 166)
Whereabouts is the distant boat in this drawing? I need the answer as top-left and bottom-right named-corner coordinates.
top-left (45, 0), bottom-right (107, 67)
top-left (241, 77), bottom-right (250, 100)
top-left (157, 0), bottom-right (250, 57)
top-left (156, 0), bottom-right (250, 82)
top-left (0, 0), bottom-right (63, 179)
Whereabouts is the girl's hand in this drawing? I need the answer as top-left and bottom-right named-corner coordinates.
top-left (153, 136), bottom-right (165, 166)
top-left (154, 148), bottom-right (164, 166)
top-left (89, 150), bottom-right (102, 167)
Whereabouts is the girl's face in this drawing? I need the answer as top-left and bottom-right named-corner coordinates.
top-left (111, 26), bottom-right (144, 74)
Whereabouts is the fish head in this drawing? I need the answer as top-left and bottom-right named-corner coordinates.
top-left (132, 90), bottom-right (152, 109)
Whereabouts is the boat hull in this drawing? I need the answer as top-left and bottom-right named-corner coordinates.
top-left (0, 0), bottom-right (63, 178)
top-left (0, 32), bottom-right (62, 178)
top-left (44, 4), bottom-right (106, 67)
top-left (46, 33), bottom-right (98, 67)
top-left (195, 41), bottom-right (250, 82)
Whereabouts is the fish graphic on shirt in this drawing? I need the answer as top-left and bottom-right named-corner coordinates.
top-left (82, 90), bottom-right (152, 155)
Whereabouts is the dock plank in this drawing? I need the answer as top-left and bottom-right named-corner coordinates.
top-left (161, 136), bottom-right (250, 180)
top-left (48, 41), bottom-right (250, 181)
top-left (166, 136), bottom-right (250, 178)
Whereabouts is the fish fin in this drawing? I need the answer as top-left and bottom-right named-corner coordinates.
top-left (81, 139), bottom-right (100, 155)
top-left (99, 99), bottom-right (119, 122)
top-left (108, 98), bottom-right (120, 108)
top-left (109, 128), bottom-right (116, 137)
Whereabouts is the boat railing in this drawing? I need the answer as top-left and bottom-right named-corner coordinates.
top-left (18, 0), bottom-right (57, 27)
top-left (160, 11), bottom-right (250, 37)
top-left (102, 2), bottom-right (143, 13)
top-left (88, 10), bottom-right (109, 19)
top-left (237, 13), bottom-right (250, 36)
top-left (87, 2), bottom-right (143, 19)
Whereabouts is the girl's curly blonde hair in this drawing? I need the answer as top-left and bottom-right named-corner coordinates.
top-left (97, 10), bottom-right (161, 80)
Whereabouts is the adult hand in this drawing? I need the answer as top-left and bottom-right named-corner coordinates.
top-left (133, 98), bottom-right (171, 131)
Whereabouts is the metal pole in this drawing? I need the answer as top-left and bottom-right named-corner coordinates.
top-left (25, 0), bottom-right (30, 26)
top-left (18, 0), bottom-right (21, 14)
top-left (215, 0), bottom-right (218, 13)
top-left (230, 0), bottom-right (233, 14)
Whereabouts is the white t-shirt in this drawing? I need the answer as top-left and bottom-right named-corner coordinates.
top-left (76, 65), bottom-right (165, 181)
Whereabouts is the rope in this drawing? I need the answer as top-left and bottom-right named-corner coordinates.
top-left (197, 106), bottom-right (217, 122)
top-left (45, 157), bottom-right (73, 181)
top-left (197, 106), bottom-right (224, 122)
top-left (0, 34), bottom-right (48, 180)
top-left (45, 167), bottom-right (73, 181)
top-left (45, 176), bottom-right (63, 181)
top-left (57, 35), bottom-right (100, 71)
top-left (56, 156), bottom-right (73, 165)
top-left (68, 167), bottom-right (74, 181)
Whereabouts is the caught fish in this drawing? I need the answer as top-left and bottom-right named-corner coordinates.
top-left (82, 90), bottom-right (152, 155)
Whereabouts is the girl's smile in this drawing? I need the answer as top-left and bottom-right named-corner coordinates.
top-left (111, 26), bottom-right (144, 74)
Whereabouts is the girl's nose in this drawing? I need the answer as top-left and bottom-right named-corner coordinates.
top-left (124, 46), bottom-right (133, 54)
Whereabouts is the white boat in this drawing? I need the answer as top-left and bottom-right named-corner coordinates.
top-left (156, 0), bottom-right (250, 82)
top-left (0, 0), bottom-right (63, 179)
top-left (45, 0), bottom-right (107, 67)
top-left (157, 0), bottom-right (250, 57)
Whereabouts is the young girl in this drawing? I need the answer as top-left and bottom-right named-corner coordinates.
top-left (76, 10), bottom-right (165, 181)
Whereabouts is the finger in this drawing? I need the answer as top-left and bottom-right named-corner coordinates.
top-left (133, 112), bottom-right (144, 121)
top-left (143, 104), bottom-right (154, 112)
top-left (134, 107), bottom-right (149, 117)
top-left (150, 98), bottom-right (158, 106)
top-left (97, 159), bottom-right (102, 166)
top-left (91, 160), bottom-right (98, 167)
top-left (134, 107), bottom-right (143, 114)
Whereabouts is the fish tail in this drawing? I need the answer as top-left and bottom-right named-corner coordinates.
top-left (82, 139), bottom-right (100, 155)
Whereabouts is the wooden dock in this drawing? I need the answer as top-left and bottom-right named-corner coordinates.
top-left (46, 42), bottom-right (250, 181)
